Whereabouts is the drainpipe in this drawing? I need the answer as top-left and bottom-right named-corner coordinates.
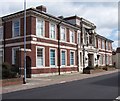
top-left (2, 18), bottom-right (5, 63)
top-left (57, 20), bottom-right (63, 75)
top-left (105, 40), bottom-right (107, 66)
top-left (80, 18), bottom-right (85, 69)
top-left (77, 43), bottom-right (79, 72)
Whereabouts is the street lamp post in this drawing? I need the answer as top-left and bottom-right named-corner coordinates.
top-left (23, 0), bottom-right (26, 84)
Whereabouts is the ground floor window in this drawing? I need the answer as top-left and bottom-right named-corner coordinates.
top-left (12, 47), bottom-right (20, 64)
top-left (0, 49), bottom-right (3, 63)
top-left (106, 55), bottom-right (109, 65)
top-left (50, 49), bottom-right (56, 66)
top-left (99, 54), bottom-right (103, 65)
top-left (70, 51), bottom-right (74, 65)
top-left (61, 50), bottom-right (66, 66)
top-left (103, 55), bottom-right (105, 65)
top-left (37, 47), bottom-right (44, 67)
top-left (109, 55), bottom-right (112, 64)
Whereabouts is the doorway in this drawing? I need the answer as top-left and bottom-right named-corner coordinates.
top-left (88, 54), bottom-right (94, 68)
top-left (26, 56), bottom-right (31, 78)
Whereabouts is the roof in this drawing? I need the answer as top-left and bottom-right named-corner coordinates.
top-left (64, 15), bottom-right (96, 28)
top-left (2, 7), bottom-right (79, 30)
top-left (96, 34), bottom-right (114, 42)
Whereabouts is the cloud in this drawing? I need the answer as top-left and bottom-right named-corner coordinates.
top-left (0, 1), bottom-right (118, 49)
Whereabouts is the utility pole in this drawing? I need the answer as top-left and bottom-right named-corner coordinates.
top-left (23, 0), bottom-right (26, 84)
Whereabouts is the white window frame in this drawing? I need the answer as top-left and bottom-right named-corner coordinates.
top-left (106, 41), bottom-right (108, 50)
top-left (0, 26), bottom-right (3, 40)
top-left (12, 19), bottom-right (20, 37)
top-left (70, 30), bottom-right (75, 43)
top-left (49, 22), bottom-right (56, 40)
top-left (70, 50), bottom-right (75, 66)
top-left (0, 49), bottom-right (4, 63)
top-left (36, 46), bottom-right (45, 67)
top-left (102, 40), bottom-right (105, 49)
top-left (61, 49), bottom-right (67, 67)
top-left (49, 48), bottom-right (57, 67)
top-left (12, 47), bottom-right (20, 64)
top-left (36, 18), bottom-right (45, 37)
top-left (98, 39), bottom-right (101, 49)
top-left (77, 31), bottom-right (81, 44)
top-left (60, 26), bottom-right (66, 42)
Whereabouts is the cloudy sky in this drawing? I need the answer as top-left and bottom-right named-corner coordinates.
top-left (0, 0), bottom-right (119, 49)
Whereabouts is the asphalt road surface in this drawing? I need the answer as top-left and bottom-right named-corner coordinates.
top-left (2, 72), bottom-right (120, 100)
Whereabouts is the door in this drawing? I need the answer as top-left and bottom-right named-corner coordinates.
top-left (88, 54), bottom-right (94, 68)
top-left (26, 56), bottom-right (31, 78)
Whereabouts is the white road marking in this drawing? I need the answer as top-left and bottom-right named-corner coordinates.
top-left (116, 96), bottom-right (120, 100)
top-left (60, 81), bottom-right (66, 83)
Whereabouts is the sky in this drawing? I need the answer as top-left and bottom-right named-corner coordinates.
top-left (0, 0), bottom-right (119, 50)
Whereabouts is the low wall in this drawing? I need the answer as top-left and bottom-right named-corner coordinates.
top-left (1, 78), bottom-right (23, 87)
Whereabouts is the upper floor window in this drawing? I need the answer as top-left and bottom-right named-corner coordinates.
top-left (78, 32), bottom-right (81, 44)
top-left (102, 40), bottom-right (105, 49)
top-left (70, 30), bottom-right (74, 43)
top-left (60, 27), bottom-right (66, 41)
top-left (94, 37), bottom-right (97, 47)
top-left (36, 18), bottom-right (44, 37)
top-left (109, 42), bottom-right (112, 50)
top-left (12, 19), bottom-right (20, 37)
top-left (0, 26), bottom-right (3, 40)
top-left (106, 41), bottom-right (108, 50)
top-left (89, 35), bottom-right (92, 44)
top-left (50, 23), bottom-right (56, 39)
top-left (98, 39), bottom-right (101, 49)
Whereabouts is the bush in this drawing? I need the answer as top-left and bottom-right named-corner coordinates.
top-left (102, 66), bottom-right (108, 71)
top-left (2, 62), bottom-right (17, 79)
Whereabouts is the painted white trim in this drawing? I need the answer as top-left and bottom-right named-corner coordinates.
top-left (31, 41), bottom-right (77, 50)
top-left (5, 41), bottom-right (31, 47)
top-left (36, 17), bottom-right (45, 38)
top-left (12, 18), bottom-right (20, 38)
top-left (49, 48), bottom-right (57, 67)
top-left (4, 41), bottom-right (77, 50)
top-left (36, 46), bottom-right (45, 68)
top-left (12, 47), bottom-right (20, 64)
top-left (98, 51), bottom-right (106, 54)
top-left (31, 65), bottom-right (78, 69)
top-left (70, 50), bottom-right (75, 66)
top-left (20, 48), bottom-right (31, 52)
top-left (60, 49), bottom-right (67, 67)
top-left (5, 35), bottom-right (35, 41)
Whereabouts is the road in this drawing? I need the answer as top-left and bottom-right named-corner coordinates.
top-left (2, 72), bottom-right (120, 100)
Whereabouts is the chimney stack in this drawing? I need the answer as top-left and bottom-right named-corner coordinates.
top-left (36, 5), bottom-right (47, 12)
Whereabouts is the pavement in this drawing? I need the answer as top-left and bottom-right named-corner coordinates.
top-left (1, 69), bottom-right (119, 94)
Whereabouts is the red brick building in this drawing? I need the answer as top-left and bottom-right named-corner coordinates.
top-left (0, 5), bottom-right (113, 77)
